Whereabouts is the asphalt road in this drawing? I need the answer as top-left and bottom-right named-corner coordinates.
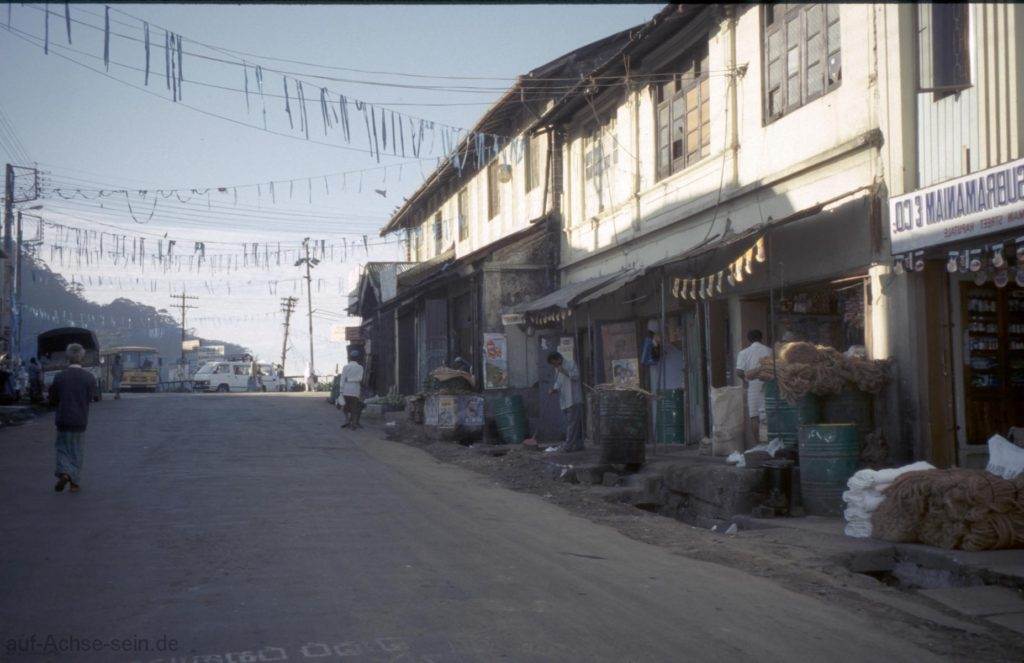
top-left (0, 394), bottom-right (939, 662)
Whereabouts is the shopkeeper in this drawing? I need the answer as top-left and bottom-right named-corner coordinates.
top-left (736, 329), bottom-right (773, 446)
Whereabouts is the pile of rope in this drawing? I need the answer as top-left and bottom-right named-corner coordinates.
top-left (871, 469), bottom-right (1024, 551)
top-left (748, 342), bottom-right (893, 404)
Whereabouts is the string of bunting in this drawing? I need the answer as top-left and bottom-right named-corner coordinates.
top-left (671, 236), bottom-right (767, 300)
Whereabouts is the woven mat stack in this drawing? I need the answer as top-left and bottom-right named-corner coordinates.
top-left (871, 469), bottom-right (1024, 551)
top-left (748, 342), bottom-right (893, 404)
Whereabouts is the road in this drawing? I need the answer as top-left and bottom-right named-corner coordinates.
top-left (1, 393), bottom-right (940, 662)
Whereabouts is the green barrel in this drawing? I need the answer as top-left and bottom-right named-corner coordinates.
top-left (493, 395), bottom-right (528, 445)
top-left (823, 386), bottom-right (874, 441)
top-left (798, 423), bottom-right (860, 517)
top-left (764, 380), bottom-right (821, 449)
top-left (595, 389), bottom-right (647, 466)
top-left (655, 389), bottom-right (686, 444)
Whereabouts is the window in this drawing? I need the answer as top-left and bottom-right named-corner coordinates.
top-left (457, 188), bottom-right (469, 240)
top-left (763, 3), bottom-right (841, 121)
top-left (487, 161), bottom-right (501, 219)
top-left (408, 226), bottom-right (423, 261)
top-left (433, 212), bottom-right (443, 255)
top-left (583, 116), bottom-right (618, 216)
top-left (917, 4), bottom-right (970, 99)
top-left (524, 134), bottom-right (543, 192)
top-left (656, 41), bottom-right (711, 180)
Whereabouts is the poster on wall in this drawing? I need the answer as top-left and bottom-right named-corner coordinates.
top-left (424, 396), bottom-right (439, 427)
top-left (558, 336), bottom-right (575, 364)
top-left (437, 396), bottom-right (457, 429)
top-left (460, 395), bottom-right (484, 427)
top-left (483, 333), bottom-right (509, 389)
top-left (600, 321), bottom-right (639, 386)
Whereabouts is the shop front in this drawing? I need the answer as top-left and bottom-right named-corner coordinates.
top-left (889, 156), bottom-right (1024, 468)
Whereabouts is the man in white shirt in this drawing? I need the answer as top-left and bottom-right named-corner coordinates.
top-left (546, 352), bottom-right (584, 453)
top-left (340, 354), bottom-right (365, 429)
top-left (735, 329), bottom-right (773, 446)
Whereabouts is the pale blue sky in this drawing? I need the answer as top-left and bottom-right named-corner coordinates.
top-left (1, 3), bottom-right (660, 373)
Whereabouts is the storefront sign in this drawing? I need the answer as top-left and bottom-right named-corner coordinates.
top-left (501, 313), bottom-right (525, 326)
top-left (482, 332), bottom-right (508, 389)
top-left (890, 156), bottom-right (1024, 254)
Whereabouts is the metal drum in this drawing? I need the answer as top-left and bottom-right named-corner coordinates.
top-left (655, 388), bottom-right (685, 445)
top-left (798, 423), bottom-right (860, 517)
top-left (595, 389), bottom-right (647, 467)
top-left (823, 386), bottom-right (874, 441)
top-left (493, 395), bottom-right (528, 445)
top-left (764, 380), bottom-right (822, 450)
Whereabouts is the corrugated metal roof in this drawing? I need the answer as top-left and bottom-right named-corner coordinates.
top-left (515, 272), bottom-right (622, 314)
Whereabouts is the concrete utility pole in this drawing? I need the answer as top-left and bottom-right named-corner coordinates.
top-left (279, 295), bottom-right (298, 374)
top-left (170, 292), bottom-right (199, 363)
top-left (294, 238), bottom-right (320, 379)
top-left (3, 164), bottom-right (14, 355)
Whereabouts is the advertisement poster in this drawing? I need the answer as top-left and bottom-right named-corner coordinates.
top-left (437, 396), bottom-right (456, 429)
top-left (460, 396), bottom-right (484, 427)
top-left (600, 321), bottom-right (639, 386)
top-left (483, 333), bottom-right (509, 389)
top-left (558, 336), bottom-right (575, 365)
top-left (424, 396), bottom-right (439, 427)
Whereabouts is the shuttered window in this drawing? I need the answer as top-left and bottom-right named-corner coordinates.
top-left (656, 40), bottom-right (711, 180)
top-left (917, 3), bottom-right (971, 99)
top-left (487, 162), bottom-right (500, 220)
top-left (763, 3), bottom-right (841, 122)
top-left (457, 188), bottom-right (469, 240)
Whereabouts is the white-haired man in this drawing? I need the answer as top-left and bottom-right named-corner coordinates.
top-left (49, 343), bottom-right (98, 493)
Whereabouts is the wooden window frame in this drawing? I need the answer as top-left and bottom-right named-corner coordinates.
top-left (582, 116), bottom-right (618, 216)
top-left (916, 3), bottom-right (971, 101)
top-left (487, 161), bottom-right (500, 220)
top-left (762, 3), bottom-right (841, 123)
top-left (525, 134), bottom-right (542, 192)
top-left (655, 40), bottom-right (711, 181)
top-left (433, 212), bottom-right (443, 255)
top-left (457, 188), bottom-right (469, 241)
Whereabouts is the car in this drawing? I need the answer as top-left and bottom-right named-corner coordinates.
top-left (192, 361), bottom-right (265, 393)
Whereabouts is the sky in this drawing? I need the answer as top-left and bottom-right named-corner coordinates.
top-left (0, 3), bottom-right (660, 375)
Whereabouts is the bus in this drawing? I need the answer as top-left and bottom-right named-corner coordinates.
top-left (36, 327), bottom-right (102, 402)
top-left (100, 346), bottom-right (162, 393)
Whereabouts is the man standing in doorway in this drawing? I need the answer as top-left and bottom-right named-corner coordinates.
top-left (735, 329), bottom-right (773, 447)
top-left (49, 343), bottom-right (98, 493)
top-left (546, 352), bottom-right (584, 453)
top-left (340, 353), bottom-right (365, 429)
top-left (111, 354), bottom-right (123, 400)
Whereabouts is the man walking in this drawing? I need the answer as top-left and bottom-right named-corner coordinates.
top-left (340, 353), bottom-right (365, 429)
top-left (110, 353), bottom-right (123, 400)
top-left (49, 343), bottom-right (98, 493)
top-left (546, 352), bottom-right (584, 453)
top-left (736, 329), bottom-right (773, 447)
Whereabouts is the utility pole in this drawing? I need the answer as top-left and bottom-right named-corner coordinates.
top-left (170, 292), bottom-right (199, 363)
top-left (294, 238), bottom-right (320, 381)
top-left (279, 295), bottom-right (298, 374)
top-left (3, 164), bottom-right (14, 356)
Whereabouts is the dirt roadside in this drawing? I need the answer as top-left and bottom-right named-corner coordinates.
top-left (385, 422), bottom-right (1024, 662)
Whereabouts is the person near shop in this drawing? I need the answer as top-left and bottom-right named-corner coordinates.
top-left (546, 352), bottom-right (584, 453)
top-left (340, 354), bottom-right (365, 429)
top-left (110, 354), bottom-right (124, 400)
top-left (48, 343), bottom-right (98, 493)
top-left (28, 357), bottom-right (43, 404)
top-left (735, 329), bottom-right (773, 446)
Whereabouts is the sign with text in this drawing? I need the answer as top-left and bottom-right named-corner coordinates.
top-left (501, 313), bottom-right (525, 326)
top-left (889, 156), bottom-right (1024, 254)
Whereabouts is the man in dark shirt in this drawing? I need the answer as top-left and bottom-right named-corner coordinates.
top-left (49, 343), bottom-right (98, 493)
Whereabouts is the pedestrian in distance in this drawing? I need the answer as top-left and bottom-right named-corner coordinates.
top-left (545, 352), bottom-right (584, 454)
top-left (736, 329), bottom-right (773, 447)
top-left (27, 357), bottom-right (43, 404)
top-left (111, 353), bottom-right (123, 400)
top-left (49, 343), bottom-right (99, 493)
top-left (340, 353), bottom-right (365, 429)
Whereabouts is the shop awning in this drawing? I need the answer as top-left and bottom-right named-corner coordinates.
top-left (575, 268), bottom-right (646, 306)
top-left (515, 272), bottom-right (623, 314)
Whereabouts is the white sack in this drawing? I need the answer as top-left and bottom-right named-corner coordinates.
top-left (987, 434), bottom-right (1024, 480)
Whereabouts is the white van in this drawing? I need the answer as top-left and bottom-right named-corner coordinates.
top-left (258, 363), bottom-right (283, 392)
top-left (193, 361), bottom-right (260, 393)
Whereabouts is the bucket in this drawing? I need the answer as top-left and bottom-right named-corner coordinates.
top-left (493, 395), bottom-right (528, 445)
top-left (594, 389), bottom-right (647, 466)
top-left (798, 423), bottom-right (860, 517)
top-left (764, 380), bottom-right (821, 449)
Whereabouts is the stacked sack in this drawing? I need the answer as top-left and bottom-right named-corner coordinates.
top-left (842, 461), bottom-right (936, 538)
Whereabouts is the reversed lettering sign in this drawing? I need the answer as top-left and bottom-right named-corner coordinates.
top-left (889, 156), bottom-right (1024, 254)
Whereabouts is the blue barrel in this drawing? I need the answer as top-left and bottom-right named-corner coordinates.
top-left (493, 395), bottom-right (528, 445)
top-left (764, 380), bottom-right (821, 449)
top-left (823, 386), bottom-right (873, 440)
top-left (595, 389), bottom-right (647, 466)
top-left (655, 389), bottom-right (685, 444)
top-left (798, 423), bottom-right (860, 516)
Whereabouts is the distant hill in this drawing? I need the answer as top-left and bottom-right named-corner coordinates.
top-left (17, 257), bottom-right (248, 362)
